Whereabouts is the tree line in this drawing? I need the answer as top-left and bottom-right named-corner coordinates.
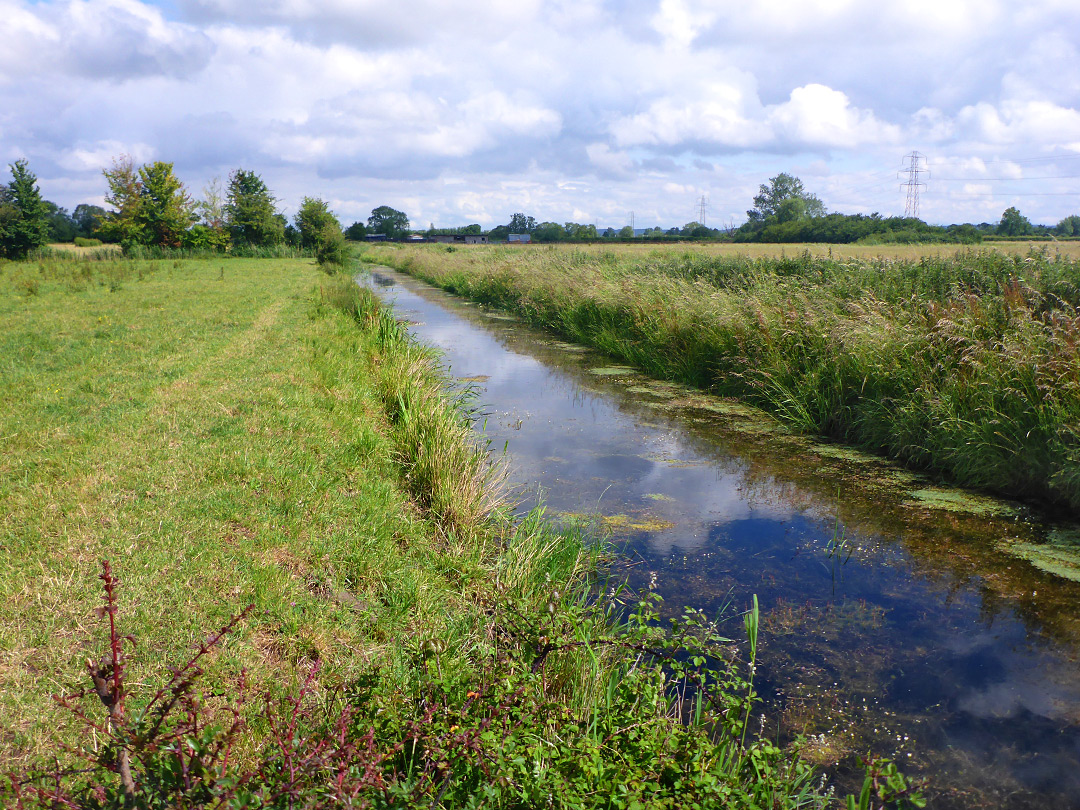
top-left (3, 160), bottom-right (1079, 260)
top-left (0, 158), bottom-right (411, 263)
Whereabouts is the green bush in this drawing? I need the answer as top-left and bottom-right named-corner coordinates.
top-left (73, 237), bottom-right (103, 247)
top-left (315, 224), bottom-right (350, 271)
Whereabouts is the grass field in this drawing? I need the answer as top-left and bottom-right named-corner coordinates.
top-left (366, 242), bottom-right (1080, 512)
top-left (0, 253), bottom-right (848, 808)
top-left (0, 255), bottom-right (516, 761)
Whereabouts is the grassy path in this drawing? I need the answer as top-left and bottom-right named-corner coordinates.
top-left (0, 257), bottom-right (520, 765)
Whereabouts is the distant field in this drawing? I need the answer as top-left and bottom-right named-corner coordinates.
top-left (489, 239), bottom-right (1080, 261)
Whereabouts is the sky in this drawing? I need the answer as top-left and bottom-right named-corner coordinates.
top-left (2, 0), bottom-right (1079, 230)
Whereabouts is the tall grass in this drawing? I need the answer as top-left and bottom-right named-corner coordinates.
top-left (368, 243), bottom-right (1080, 511)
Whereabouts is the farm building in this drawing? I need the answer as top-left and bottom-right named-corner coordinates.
top-left (433, 234), bottom-right (489, 244)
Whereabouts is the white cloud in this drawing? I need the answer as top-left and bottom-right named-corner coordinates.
top-left (57, 140), bottom-right (156, 171)
top-left (956, 99), bottom-right (1080, 146)
top-left (586, 143), bottom-right (635, 178)
top-left (3, 0), bottom-right (1079, 228)
top-left (767, 84), bottom-right (901, 148)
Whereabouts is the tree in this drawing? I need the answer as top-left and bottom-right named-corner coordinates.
top-left (294, 197), bottom-right (341, 249)
top-left (197, 178), bottom-right (226, 230)
top-left (617, 225), bottom-right (635, 238)
top-left (135, 162), bottom-right (195, 248)
top-left (367, 206), bottom-right (410, 240)
top-left (98, 158), bottom-right (195, 249)
top-left (1055, 215), bottom-right (1080, 237)
top-left (563, 222), bottom-right (597, 239)
top-left (507, 213), bottom-right (536, 234)
top-left (681, 221), bottom-right (715, 238)
top-left (747, 173), bottom-right (825, 223)
top-left (534, 221), bottom-right (565, 242)
top-left (344, 221), bottom-right (368, 240)
top-left (997, 206), bottom-right (1033, 237)
top-left (98, 156), bottom-right (144, 245)
top-left (226, 169), bottom-right (283, 247)
top-left (186, 178), bottom-right (229, 250)
top-left (72, 204), bottom-right (106, 238)
top-left (44, 201), bottom-right (77, 242)
top-left (0, 160), bottom-right (51, 259)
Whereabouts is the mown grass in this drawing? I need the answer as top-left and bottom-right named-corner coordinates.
top-left (0, 254), bottom-right (875, 808)
top-left (365, 243), bottom-right (1080, 512)
top-left (0, 255), bottom-right (574, 762)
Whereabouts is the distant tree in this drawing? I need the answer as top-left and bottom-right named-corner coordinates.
top-left (1055, 215), bottom-right (1080, 237)
top-left (617, 225), bottom-right (635, 238)
top-left (294, 197), bottom-right (341, 249)
top-left (747, 173), bottom-right (825, 223)
top-left (367, 205), bottom-right (410, 239)
top-left (681, 221), bottom-right (715, 238)
top-left (226, 169), bottom-right (283, 246)
top-left (44, 201), bottom-right (77, 242)
top-left (488, 225), bottom-right (510, 241)
top-left (188, 178), bottom-right (228, 250)
top-left (344, 221), bottom-right (368, 240)
top-left (507, 213), bottom-right (536, 234)
top-left (534, 221), bottom-right (565, 242)
top-left (643, 227), bottom-right (665, 238)
top-left (563, 222), bottom-right (597, 239)
top-left (197, 178), bottom-right (226, 230)
top-left (997, 206), bottom-right (1033, 237)
top-left (72, 203), bottom-right (106, 238)
top-left (0, 160), bottom-right (51, 259)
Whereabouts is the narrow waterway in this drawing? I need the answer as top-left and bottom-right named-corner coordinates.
top-left (365, 266), bottom-right (1080, 809)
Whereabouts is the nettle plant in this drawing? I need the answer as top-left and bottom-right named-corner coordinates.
top-left (6, 563), bottom-right (924, 809)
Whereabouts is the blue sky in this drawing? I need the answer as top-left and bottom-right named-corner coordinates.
top-left (3, 0), bottom-right (1079, 229)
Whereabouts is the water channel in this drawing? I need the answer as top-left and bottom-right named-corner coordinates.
top-left (364, 266), bottom-right (1080, 809)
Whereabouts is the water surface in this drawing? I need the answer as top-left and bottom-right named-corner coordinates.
top-left (366, 267), bottom-right (1080, 809)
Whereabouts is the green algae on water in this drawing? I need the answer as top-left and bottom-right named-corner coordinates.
top-left (903, 486), bottom-right (1016, 517)
top-left (1003, 529), bottom-right (1080, 583)
top-left (589, 366), bottom-right (637, 376)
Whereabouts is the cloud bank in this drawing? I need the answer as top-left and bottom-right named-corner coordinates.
top-left (2, 0), bottom-right (1078, 227)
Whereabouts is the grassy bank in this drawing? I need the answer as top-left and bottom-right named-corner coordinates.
top-left (0, 254), bottom-right (873, 807)
top-left (366, 243), bottom-right (1080, 512)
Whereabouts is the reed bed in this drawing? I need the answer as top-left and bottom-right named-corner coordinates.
top-left (369, 243), bottom-right (1080, 512)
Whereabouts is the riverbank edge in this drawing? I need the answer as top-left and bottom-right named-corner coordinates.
top-left (365, 245), bottom-right (1078, 514)
top-left (3, 257), bottom-right (854, 808)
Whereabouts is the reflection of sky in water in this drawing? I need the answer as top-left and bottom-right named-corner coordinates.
top-left (378, 279), bottom-right (802, 553)
top-left (367, 270), bottom-right (1080, 809)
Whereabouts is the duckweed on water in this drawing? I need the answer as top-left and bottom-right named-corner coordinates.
top-left (904, 487), bottom-right (1017, 517)
top-left (557, 510), bottom-right (678, 534)
top-left (1003, 529), bottom-right (1080, 582)
top-left (589, 365), bottom-right (636, 376)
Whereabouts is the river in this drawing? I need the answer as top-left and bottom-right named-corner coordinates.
top-left (364, 266), bottom-right (1080, 809)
